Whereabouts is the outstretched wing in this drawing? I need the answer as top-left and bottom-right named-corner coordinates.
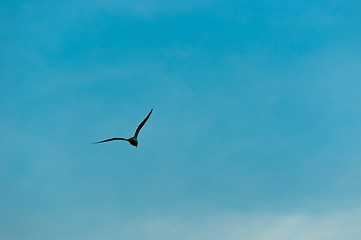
top-left (134, 109), bottom-right (153, 138)
top-left (93, 137), bottom-right (127, 144)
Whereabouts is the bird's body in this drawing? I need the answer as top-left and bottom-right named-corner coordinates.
top-left (94, 109), bottom-right (153, 147)
top-left (127, 137), bottom-right (138, 147)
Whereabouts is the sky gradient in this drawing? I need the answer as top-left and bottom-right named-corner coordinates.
top-left (1, 1), bottom-right (361, 239)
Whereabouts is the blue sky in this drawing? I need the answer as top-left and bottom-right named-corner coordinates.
top-left (1, 1), bottom-right (361, 239)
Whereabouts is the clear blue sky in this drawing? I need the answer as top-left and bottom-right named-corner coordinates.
top-left (1, 1), bottom-right (361, 239)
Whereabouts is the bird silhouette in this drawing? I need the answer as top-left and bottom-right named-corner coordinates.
top-left (94, 109), bottom-right (153, 147)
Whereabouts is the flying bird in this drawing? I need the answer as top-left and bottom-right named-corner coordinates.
top-left (94, 109), bottom-right (153, 147)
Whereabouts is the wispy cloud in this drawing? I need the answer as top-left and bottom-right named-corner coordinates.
top-left (102, 207), bottom-right (361, 240)
top-left (2, 207), bottom-right (360, 240)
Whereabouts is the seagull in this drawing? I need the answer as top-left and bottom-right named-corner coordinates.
top-left (94, 109), bottom-right (153, 147)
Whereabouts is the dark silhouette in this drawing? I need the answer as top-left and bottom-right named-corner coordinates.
top-left (94, 109), bottom-right (153, 147)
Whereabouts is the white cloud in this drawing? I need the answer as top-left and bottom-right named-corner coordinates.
top-left (2, 206), bottom-right (361, 240)
top-left (114, 208), bottom-right (361, 240)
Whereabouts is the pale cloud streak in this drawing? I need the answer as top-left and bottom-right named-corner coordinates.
top-left (106, 207), bottom-right (361, 240)
top-left (3, 207), bottom-right (360, 240)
